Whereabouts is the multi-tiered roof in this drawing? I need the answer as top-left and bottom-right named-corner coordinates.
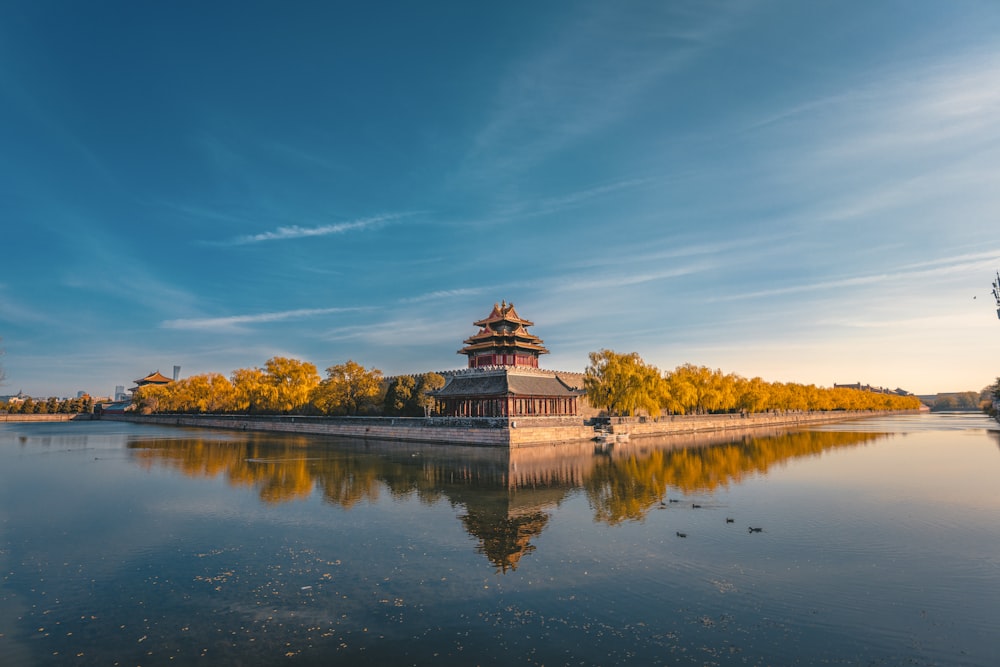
top-left (459, 300), bottom-right (549, 368)
top-left (432, 302), bottom-right (582, 419)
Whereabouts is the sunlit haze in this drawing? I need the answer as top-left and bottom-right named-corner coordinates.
top-left (2, 2), bottom-right (999, 398)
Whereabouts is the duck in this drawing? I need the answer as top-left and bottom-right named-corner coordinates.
top-left (676, 531), bottom-right (687, 538)
top-left (748, 526), bottom-right (763, 533)
top-left (726, 518), bottom-right (734, 523)
top-left (692, 503), bottom-right (702, 508)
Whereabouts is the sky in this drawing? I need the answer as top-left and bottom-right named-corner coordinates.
top-left (2, 0), bottom-right (1000, 399)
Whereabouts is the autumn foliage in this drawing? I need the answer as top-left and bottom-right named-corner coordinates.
top-left (585, 350), bottom-right (922, 416)
top-left (131, 356), bottom-right (445, 417)
top-left (130, 350), bottom-right (921, 417)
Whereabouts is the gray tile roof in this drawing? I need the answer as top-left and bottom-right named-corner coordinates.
top-left (433, 370), bottom-right (581, 398)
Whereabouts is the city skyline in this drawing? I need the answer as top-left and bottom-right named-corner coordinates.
top-left (3, 1), bottom-right (1000, 398)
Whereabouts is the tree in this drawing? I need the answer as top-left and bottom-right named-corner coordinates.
top-left (414, 372), bottom-right (445, 416)
top-left (133, 384), bottom-right (170, 414)
top-left (584, 350), bottom-right (669, 417)
top-left (384, 372), bottom-right (447, 416)
top-left (664, 364), bottom-right (725, 414)
top-left (383, 375), bottom-right (416, 415)
top-left (311, 361), bottom-right (384, 416)
top-left (263, 357), bottom-right (320, 413)
top-left (170, 373), bottom-right (236, 413)
top-left (231, 367), bottom-right (273, 413)
top-left (737, 376), bottom-right (770, 413)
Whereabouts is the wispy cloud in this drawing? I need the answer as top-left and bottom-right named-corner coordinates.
top-left (320, 317), bottom-right (466, 347)
top-left (712, 250), bottom-right (1000, 302)
top-left (0, 287), bottom-right (54, 326)
top-left (555, 263), bottom-right (715, 293)
top-left (225, 213), bottom-right (408, 245)
top-left (399, 288), bottom-right (489, 304)
top-left (459, 3), bottom-right (745, 182)
top-left (162, 307), bottom-right (370, 332)
top-left (749, 49), bottom-right (1000, 194)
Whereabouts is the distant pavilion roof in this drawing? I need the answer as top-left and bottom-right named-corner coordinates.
top-left (134, 370), bottom-right (174, 386)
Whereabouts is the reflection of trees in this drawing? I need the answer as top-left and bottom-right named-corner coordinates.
top-left (129, 437), bottom-right (321, 503)
top-left (585, 454), bottom-right (664, 525)
top-left (584, 429), bottom-right (887, 524)
top-left (128, 428), bottom-right (886, 569)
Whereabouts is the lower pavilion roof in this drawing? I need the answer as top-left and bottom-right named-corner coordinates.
top-left (432, 367), bottom-right (583, 398)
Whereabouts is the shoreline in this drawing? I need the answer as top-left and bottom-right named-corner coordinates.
top-left (87, 410), bottom-right (920, 447)
top-left (0, 413), bottom-right (96, 422)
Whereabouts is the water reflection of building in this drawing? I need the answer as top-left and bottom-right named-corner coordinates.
top-left (127, 428), bottom-right (888, 571)
top-left (433, 302), bottom-right (585, 418)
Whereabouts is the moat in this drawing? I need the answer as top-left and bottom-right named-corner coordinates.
top-left (2, 413), bottom-right (998, 666)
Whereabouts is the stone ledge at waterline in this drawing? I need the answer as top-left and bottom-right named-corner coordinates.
top-left (0, 413), bottom-right (96, 422)
top-left (97, 410), bottom-right (915, 448)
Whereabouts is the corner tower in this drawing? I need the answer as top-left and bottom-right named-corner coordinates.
top-left (458, 301), bottom-right (550, 368)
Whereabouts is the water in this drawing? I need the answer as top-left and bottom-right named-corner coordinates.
top-left (1, 413), bottom-right (998, 666)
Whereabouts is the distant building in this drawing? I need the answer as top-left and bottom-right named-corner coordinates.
top-left (0, 390), bottom-right (28, 405)
top-left (834, 382), bottom-right (912, 396)
top-left (432, 302), bottom-right (584, 418)
top-left (131, 370), bottom-right (175, 394)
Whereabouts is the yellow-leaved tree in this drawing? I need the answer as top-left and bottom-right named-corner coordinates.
top-left (263, 357), bottom-right (320, 413)
top-left (311, 360), bottom-right (384, 416)
top-left (231, 367), bottom-right (275, 414)
top-left (584, 349), bottom-right (669, 417)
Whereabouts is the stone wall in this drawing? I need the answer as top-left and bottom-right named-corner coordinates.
top-left (0, 413), bottom-right (95, 422)
top-left (97, 410), bottom-right (906, 447)
top-left (606, 410), bottom-right (910, 437)
top-left (99, 413), bottom-right (594, 448)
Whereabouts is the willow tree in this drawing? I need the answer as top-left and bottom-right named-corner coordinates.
top-left (133, 383), bottom-right (172, 414)
top-left (263, 357), bottom-right (320, 413)
top-left (311, 360), bottom-right (384, 416)
top-left (227, 357), bottom-right (319, 413)
top-left (231, 367), bottom-right (274, 413)
top-left (169, 373), bottom-right (235, 413)
top-left (584, 349), bottom-right (668, 417)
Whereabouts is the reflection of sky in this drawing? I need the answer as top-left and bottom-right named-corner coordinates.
top-left (803, 416), bottom-right (1000, 511)
top-left (2, 417), bottom-right (999, 665)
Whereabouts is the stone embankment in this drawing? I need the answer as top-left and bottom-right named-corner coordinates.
top-left (95, 410), bottom-right (910, 448)
top-left (100, 413), bottom-right (595, 447)
top-left (0, 413), bottom-right (95, 422)
top-left (605, 410), bottom-right (903, 437)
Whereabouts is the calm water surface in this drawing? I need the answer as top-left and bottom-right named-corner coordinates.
top-left (1, 413), bottom-right (998, 666)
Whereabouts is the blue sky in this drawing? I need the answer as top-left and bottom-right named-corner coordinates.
top-left (2, 1), bottom-right (999, 398)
